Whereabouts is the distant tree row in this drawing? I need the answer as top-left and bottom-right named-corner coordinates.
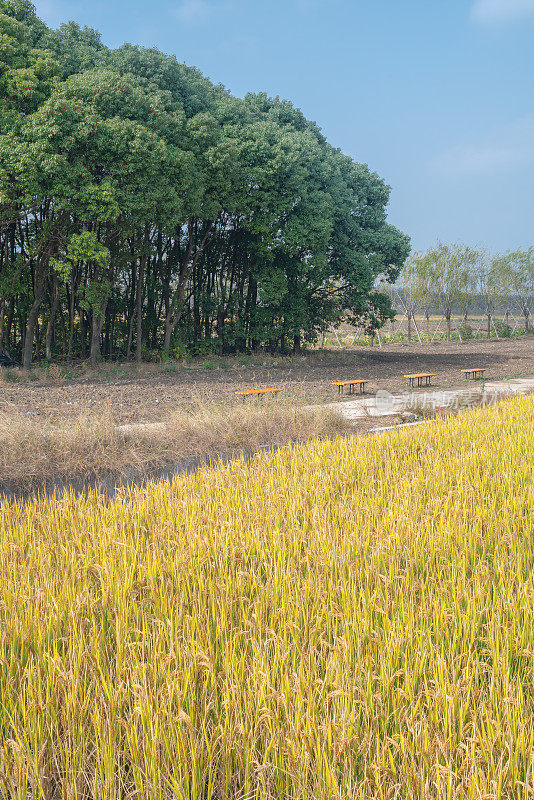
top-left (0, 1), bottom-right (409, 368)
top-left (395, 243), bottom-right (534, 340)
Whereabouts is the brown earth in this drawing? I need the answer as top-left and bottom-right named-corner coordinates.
top-left (1, 336), bottom-right (533, 424)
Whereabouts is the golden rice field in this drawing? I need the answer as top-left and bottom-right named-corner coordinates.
top-left (1, 397), bottom-right (534, 799)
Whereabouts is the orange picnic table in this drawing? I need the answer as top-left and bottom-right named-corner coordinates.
top-left (235, 387), bottom-right (284, 402)
top-left (331, 379), bottom-right (371, 395)
top-left (404, 372), bottom-right (436, 388)
top-left (461, 368), bottom-right (487, 380)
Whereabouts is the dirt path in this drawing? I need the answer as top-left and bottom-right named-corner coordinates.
top-left (1, 337), bottom-right (533, 424)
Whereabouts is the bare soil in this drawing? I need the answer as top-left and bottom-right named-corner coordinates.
top-left (1, 337), bottom-right (533, 424)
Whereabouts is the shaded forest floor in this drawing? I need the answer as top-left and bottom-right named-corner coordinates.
top-left (1, 336), bottom-right (534, 424)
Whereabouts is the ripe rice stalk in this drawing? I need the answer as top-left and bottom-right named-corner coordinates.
top-left (0, 396), bottom-right (533, 797)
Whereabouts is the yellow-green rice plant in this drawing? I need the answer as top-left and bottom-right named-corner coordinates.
top-left (1, 396), bottom-right (534, 798)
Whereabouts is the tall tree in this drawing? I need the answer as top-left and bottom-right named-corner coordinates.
top-left (498, 248), bottom-right (534, 333)
top-left (422, 242), bottom-right (477, 340)
top-left (0, 2), bottom-right (410, 365)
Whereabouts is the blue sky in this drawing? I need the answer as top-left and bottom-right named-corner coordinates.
top-left (33, 0), bottom-right (534, 253)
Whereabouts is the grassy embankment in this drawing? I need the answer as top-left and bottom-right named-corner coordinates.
top-left (1, 397), bottom-right (534, 797)
top-left (0, 400), bottom-right (352, 492)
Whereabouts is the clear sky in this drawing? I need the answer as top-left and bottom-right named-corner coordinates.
top-left (33, 0), bottom-right (534, 253)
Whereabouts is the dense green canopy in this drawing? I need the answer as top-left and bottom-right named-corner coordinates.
top-left (0, 0), bottom-right (410, 366)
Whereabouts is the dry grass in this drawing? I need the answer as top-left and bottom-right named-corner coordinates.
top-left (0, 397), bottom-right (534, 797)
top-left (0, 399), bottom-right (353, 491)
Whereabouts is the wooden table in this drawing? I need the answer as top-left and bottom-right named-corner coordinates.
top-left (404, 373), bottom-right (436, 388)
top-left (331, 380), bottom-right (371, 395)
top-left (235, 388), bottom-right (284, 402)
top-left (461, 368), bottom-right (487, 380)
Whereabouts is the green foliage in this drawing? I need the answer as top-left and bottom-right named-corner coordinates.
top-left (458, 322), bottom-right (474, 340)
top-left (193, 339), bottom-right (218, 357)
top-left (496, 248), bottom-right (534, 322)
top-left (494, 321), bottom-right (512, 338)
top-left (67, 231), bottom-right (109, 267)
top-left (0, 1), bottom-right (410, 365)
top-left (81, 277), bottom-right (111, 312)
top-left (172, 343), bottom-right (190, 360)
top-left (419, 242), bottom-right (479, 317)
top-left (0, 1), bottom-right (59, 115)
top-left (52, 231), bottom-right (110, 288)
top-left (78, 182), bottom-right (121, 223)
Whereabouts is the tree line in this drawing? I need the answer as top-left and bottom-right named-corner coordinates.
top-left (395, 243), bottom-right (534, 340)
top-left (0, 0), bottom-right (409, 368)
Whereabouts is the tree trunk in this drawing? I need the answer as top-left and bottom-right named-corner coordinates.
top-left (45, 273), bottom-right (60, 360)
top-left (79, 307), bottom-right (87, 359)
top-left (89, 295), bottom-right (110, 366)
top-left (162, 218), bottom-right (214, 357)
top-left (487, 312), bottom-right (491, 339)
top-left (22, 259), bottom-right (48, 370)
top-left (5, 296), bottom-right (15, 350)
top-left (407, 314), bottom-right (412, 342)
top-left (35, 321), bottom-right (42, 360)
top-left (216, 309), bottom-right (224, 355)
top-left (164, 313), bottom-right (173, 357)
top-left (90, 310), bottom-right (104, 365)
top-left (23, 300), bottom-right (41, 369)
top-left (126, 312), bottom-right (135, 360)
top-left (68, 287), bottom-right (75, 358)
top-left (67, 267), bottom-right (79, 358)
top-left (446, 313), bottom-right (451, 341)
top-left (125, 258), bottom-right (137, 360)
top-left (57, 297), bottom-right (67, 356)
top-left (89, 315), bottom-right (101, 365)
top-left (135, 254), bottom-right (145, 363)
top-left (0, 298), bottom-right (5, 351)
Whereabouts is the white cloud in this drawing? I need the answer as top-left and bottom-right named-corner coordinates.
top-left (174, 0), bottom-right (211, 24)
top-left (471, 0), bottom-right (534, 24)
top-left (432, 116), bottom-right (534, 177)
